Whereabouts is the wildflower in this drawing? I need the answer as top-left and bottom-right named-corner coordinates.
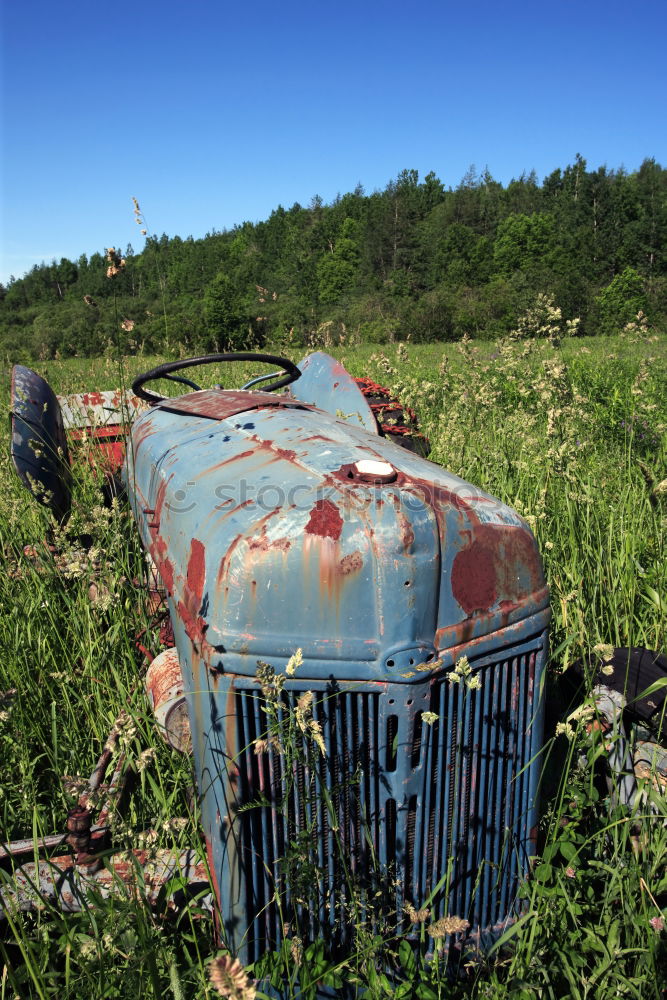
top-left (421, 711), bottom-right (439, 726)
top-left (555, 722), bottom-right (575, 741)
top-left (565, 866), bottom-right (576, 878)
top-left (255, 660), bottom-right (285, 701)
top-left (136, 829), bottom-right (159, 850)
top-left (89, 583), bottom-right (114, 612)
top-left (295, 690), bottom-right (313, 721)
top-left (62, 775), bottom-right (89, 797)
top-left (78, 937), bottom-right (97, 959)
top-left (63, 559), bottom-right (85, 578)
top-left (567, 703), bottom-right (595, 727)
top-left (163, 817), bottom-right (188, 834)
top-left (415, 658), bottom-right (443, 672)
top-left (308, 717), bottom-right (326, 757)
top-left (293, 690), bottom-right (326, 755)
top-left (289, 936), bottom-right (303, 966)
top-left (208, 953), bottom-right (256, 999)
top-left (105, 710), bottom-right (136, 752)
top-left (650, 915), bottom-right (664, 933)
top-left (285, 648), bottom-right (303, 676)
top-left (593, 643), bottom-right (614, 662)
top-left (105, 246), bottom-right (126, 278)
top-left (447, 655), bottom-right (481, 691)
top-left (405, 902), bottom-right (430, 923)
top-left (136, 747), bottom-right (156, 772)
top-left (427, 915), bottom-right (469, 938)
top-left (121, 318), bottom-right (135, 332)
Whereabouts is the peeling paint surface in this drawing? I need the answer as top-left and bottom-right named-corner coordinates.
top-left (57, 389), bottom-right (146, 429)
top-left (125, 382), bottom-right (547, 678)
top-left (120, 352), bottom-right (550, 961)
top-left (290, 351), bottom-right (378, 432)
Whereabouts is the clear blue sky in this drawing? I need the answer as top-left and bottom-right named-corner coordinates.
top-left (1, 0), bottom-right (666, 285)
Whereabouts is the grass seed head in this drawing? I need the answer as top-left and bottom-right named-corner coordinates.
top-left (428, 915), bottom-right (470, 938)
top-left (208, 954), bottom-right (256, 1000)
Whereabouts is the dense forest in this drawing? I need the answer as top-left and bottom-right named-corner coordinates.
top-left (2, 155), bottom-right (665, 360)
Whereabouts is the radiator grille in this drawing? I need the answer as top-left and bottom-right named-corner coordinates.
top-left (232, 647), bottom-right (539, 961)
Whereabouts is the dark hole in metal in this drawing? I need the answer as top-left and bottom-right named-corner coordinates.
top-left (385, 715), bottom-right (398, 772)
top-left (386, 798), bottom-right (396, 871)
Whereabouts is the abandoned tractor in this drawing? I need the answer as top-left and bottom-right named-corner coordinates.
top-left (8, 352), bottom-right (550, 962)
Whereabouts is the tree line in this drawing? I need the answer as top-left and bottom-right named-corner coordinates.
top-left (1, 155), bottom-right (665, 360)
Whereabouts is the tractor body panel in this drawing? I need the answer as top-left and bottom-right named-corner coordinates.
top-left (125, 383), bottom-right (549, 957)
top-left (126, 395), bottom-right (547, 678)
top-left (57, 388), bottom-right (146, 473)
top-left (289, 350), bottom-right (378, 432)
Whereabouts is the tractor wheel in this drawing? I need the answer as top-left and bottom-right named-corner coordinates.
top-left (354, 377), bottom-right (429, 457)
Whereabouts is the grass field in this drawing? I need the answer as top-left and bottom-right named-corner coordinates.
top-left (1, 330), bottom-right (666, 998)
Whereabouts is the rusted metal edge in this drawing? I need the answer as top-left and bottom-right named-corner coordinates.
top-left (0, 845), bottom-right (213, 916)
top-left (0, 834), bottom-right (67, 862)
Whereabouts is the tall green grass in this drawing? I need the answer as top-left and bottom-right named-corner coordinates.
top-left (0, 333), bottom-right (666, 998)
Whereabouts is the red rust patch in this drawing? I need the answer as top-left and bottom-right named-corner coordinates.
top-left (252, 438), bottom-right (298, 463)
top-left (248, 529), bottom-right (292, 553)
top-left (132, 413), bottom-right (163, 453)
top-left (451, 539), bottom-right (497, 615)
top-left (159, 556), bottom-right (175, 593)
top-left (217, 533), bottom-right (244, 585)
top-left (399, 515), bottom-right (415, 551)
top-left (81, 391), bottom-right (105, 406)
top-left (149, 534), bottom-right (174, 594)
top-left (145, 647), bottom-right (182, 709)
top-left (156, 390), bottom-right (310, 421)
top-left (305, 499), bottom-right (343, 540)
top-left (154, 478), bottom-right (168, 522)
top-left (194, 448), bottom-right (256, 478)
top-left (451, 524), bottom-right (544, 615)
top-left (186, 539), bottom-right (206, 606)
top-left (340, 551), bottom-right (363, 575)
top-left (175, 538), bottom-right (209, 646)
top-left (176, 599), bottom-right (209, 646)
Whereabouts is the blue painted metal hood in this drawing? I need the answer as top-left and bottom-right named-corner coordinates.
top-left (125, 390), bottom-right (548, 682)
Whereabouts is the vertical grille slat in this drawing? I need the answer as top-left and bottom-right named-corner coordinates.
top-left (482, 659), bottom-right (502, 925)
top-left (228, 638), bottom-right (544, 953)
top-left (415, 711), bottom-right (433, 904)
top-left (432, 680), bottom-right (450, 897)
top-left (515, 653), bottom-right (535, 885)
top-left (451, 678), bottom-right (466, 917)
top-left (481, 665), bottom-right (495, 927)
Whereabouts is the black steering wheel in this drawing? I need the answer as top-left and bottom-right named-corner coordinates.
top-left (131, 352), bottom-right (302, 404)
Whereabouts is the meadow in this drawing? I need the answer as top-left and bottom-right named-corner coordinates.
top-left (0, 324), bottom-right (666, 998)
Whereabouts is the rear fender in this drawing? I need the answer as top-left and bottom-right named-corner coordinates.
top-left (57, 389), bottom-right (146, 475)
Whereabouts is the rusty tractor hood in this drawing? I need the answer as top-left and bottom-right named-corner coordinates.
top-left (125, 391), bottom-right (548, 681)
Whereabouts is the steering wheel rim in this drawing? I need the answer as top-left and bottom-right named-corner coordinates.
top-left (131, 352), bottom-right (302, 404)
